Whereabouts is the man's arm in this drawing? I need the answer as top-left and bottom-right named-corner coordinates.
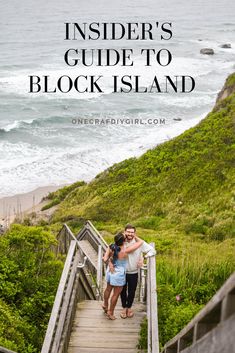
top-left (141, 241), bottom-right (156, 258)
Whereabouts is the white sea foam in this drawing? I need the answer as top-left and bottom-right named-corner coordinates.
top-left (0, 119), bottom-right (35, 132)
top-left (0, 55), bottom-right (233, 99)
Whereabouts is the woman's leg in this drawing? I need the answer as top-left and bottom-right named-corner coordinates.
top-left (103, 283), bottom-right (113, 311)
top-left (107, 286), bottom-right (123, 319)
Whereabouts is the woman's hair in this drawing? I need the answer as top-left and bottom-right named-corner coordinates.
top-left (109, 232), bottom-right (125, 261)
top-left (114, 232), bottom-right (125, 246)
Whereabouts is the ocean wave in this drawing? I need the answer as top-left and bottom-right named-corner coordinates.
top-left (0, 119), bottom-right (35, 132)
top-left (0, 110), bottom-right (207, 198)
top-left (0, 115), bottom-right (70, 134)
top-left (1, 53), bottom-right (233, 99)
top-left (2, 115), bottom-right (224, 193)
top-left (0, 113), bottom-right (124, 135)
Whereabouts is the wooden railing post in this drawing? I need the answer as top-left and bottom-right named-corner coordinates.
top-left (97, 244), bottom-right (103, 300)
top-left (147, 256), bottom-right (151, 353)
top-left (139, 265), bottom-right (147, 303)
top-left (147, 243), bottom-right (159, 353)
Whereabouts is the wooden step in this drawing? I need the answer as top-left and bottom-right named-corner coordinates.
top-left (68, 348), bottom-right (138, 353)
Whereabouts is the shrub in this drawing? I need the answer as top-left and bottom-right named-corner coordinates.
top-left (208, 219), bottom-right (235, 241)
top-left (0, 225), bottom-right (64, 352)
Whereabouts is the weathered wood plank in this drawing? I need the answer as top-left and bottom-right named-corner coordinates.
top-left (71, 331), bottom-right (139, 337)
top-left (72, 318), bottom-right (144, 328)
top-left (75, 305), bottom-right (146, 313)
top-left (68, 348), bottom-right (137, 353)
top-left (71, 327), bottom-right (140, 334)
top-left (74, 309), bottom-right (145, 319)
top-left (69, 340), bottom-right (138, 349)
top-left (75, 306), bottom-right (145, 312)
top-left (76, 300), bottom-right (145, 310)
top-left (69, 335), bottom-right (138, 348)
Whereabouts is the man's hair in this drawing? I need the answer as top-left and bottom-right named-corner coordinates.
top-left (125, 224), bottom-right (136, 231)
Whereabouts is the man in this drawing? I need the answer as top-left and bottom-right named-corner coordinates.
top-left (120, 224), bottom-right (156, 318)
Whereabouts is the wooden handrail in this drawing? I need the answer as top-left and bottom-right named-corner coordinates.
top-left (65, 222), bottom-right (107, 274)
top-left (85, 220), bottom-right (108, 248)
top-left (76, 221), bottom-right (107, 251)
top-left (41, 240), bottom-right (78, 353)
top-left (162, 271), bottom-right (235, 353)
top-left (147, 243), bottom-right (159, 353)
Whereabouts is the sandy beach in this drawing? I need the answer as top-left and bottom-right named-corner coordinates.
top-left (0, 185), bottom-right (63, 226)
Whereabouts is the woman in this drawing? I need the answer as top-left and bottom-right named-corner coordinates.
top-left (102, 232), bottom-right (143, 320)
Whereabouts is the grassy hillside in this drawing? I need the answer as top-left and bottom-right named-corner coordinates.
top-left (52, 74), bottom-right (235, 242)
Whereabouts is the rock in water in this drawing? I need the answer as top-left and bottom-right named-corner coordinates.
top-left (200, 48), bottom-right (215, 55)
top-left (219, 43), bottom-right (231, 48)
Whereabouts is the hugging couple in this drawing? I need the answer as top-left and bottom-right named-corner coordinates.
top-left (102, 224), bottom-right (156, 320)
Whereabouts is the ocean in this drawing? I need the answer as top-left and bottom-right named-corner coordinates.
top-left (0, 0), bottom-right (234, 197)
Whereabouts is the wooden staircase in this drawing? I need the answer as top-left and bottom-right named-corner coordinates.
top-left (40, 221), bottom-right (159, 353)
top-left (68, 300), bottom-right (146, 353)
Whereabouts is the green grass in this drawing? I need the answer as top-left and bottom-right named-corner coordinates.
top-left (41, 181), bottom-right (86, 210)
top-left (52, 79), bottom-right (235, 236)
top-left (227, 73), bottom-right (235, 87)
